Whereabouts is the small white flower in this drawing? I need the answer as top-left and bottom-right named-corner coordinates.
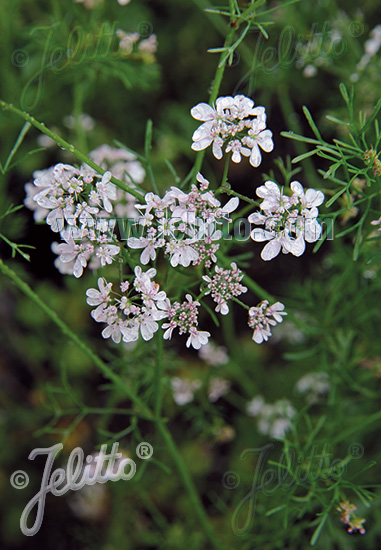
top-left (95, 171), bottom-right (117, 213)
top-left (248, 300), bottom-right (287, 343)
top-left (186, 327), bottom-right (211, 350)
top-left (166, 240), bottom-right (199, 268)
top-left (225, 139), bottom-right (251, 163)
top-left (248, 397), bottom-right (295, 439)
top-left (171, 377), bottom-right (202, 406)
top-left (295, 372), bottom-right (330, 404)
top-left (138, 34), bottom-right (158, 55)
top-left (95, 244), bottom-right (120, 267)
top-left (198, 342), bottom-right (229, 366)
top-left (86, 277), bottom-right (112, 306)
top-left (247, 395), bottom-right (265, 417)
top-left (127, 236), bottom-right (159, 265)
top-left (208, 378), bottom-right (230, 402)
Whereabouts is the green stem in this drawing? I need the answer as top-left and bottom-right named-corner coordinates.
top-left (156, 420), bottom-right (223, 550)
top-left (0, 100), bottom-right (143, 200)
top-left (3, 121), bottom-right (31, 173)
top-left (231, 295), bottom-right (250, 310)
top-left (0, 258), bottom-right (153, 418)
top-left (277, 86), bottom-right (321, 188)
top-left (154, 331), bottom-right (164, 417)
top-left (220, 152), bottom-right (231, 189)
top-left (192, 3), bottom-right (238, 179)
top-left (221, 310), bottom-right (238, 356)
top-left (224, 188), bottom-right (259, 206)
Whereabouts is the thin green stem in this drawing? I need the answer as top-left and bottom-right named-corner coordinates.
top-left (221, 310), bottom-right (238, 356)
top-left (3, 121), bottom-right (31, 173)
top-left (156, 420), bottom-right (223, 550)
top-left (144, 119), bottom-right (159, 194)
top-left (0, 258), bottom-right (152, 418)
top-left (221, 187), bottom-right (259, 206)
top-left (220, 152), bottom-right (231, 189)
top-left (192, 3), bottom-right (238, 179)
top-left (231, 295), bottom-right (250, 310)
top-left (154, 331), bottom-right (164, 417)
top-left (0, 100), bottom-right (143, 200)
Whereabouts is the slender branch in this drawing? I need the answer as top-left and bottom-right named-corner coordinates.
top-left (0, 258), bottom-right (153, 418)
top-left (156, 421), bottom-right (223, 550)
top-left (192, 3), bottom-right (238, 179)
top-left (220, 152), bottom-right (231, 189)
top-left (0, 100), bottom-right (143, 199)
top-left (154, 331), bottom-right (164, 417)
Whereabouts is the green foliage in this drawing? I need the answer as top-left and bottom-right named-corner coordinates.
top-left (0, 1), bottom-right (380, 549)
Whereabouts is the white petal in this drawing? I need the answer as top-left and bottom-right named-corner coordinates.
top-left (223, 197), bottom-right (239, 214)
top-left (261, 239), bottom-right (281, 261)
top-left (250, 229), bottom-right (273, 242)
top-left (248, 212), bottom-right (266, 224)
top-left (290, 181), bottom-right (304, 196)
top-left (191, 137), bottom-right (213, 151)
top-left (283, 236), bottom-right (305, 257)
top-left (305, 188), bottom-right (324, 207)
top-left (191, 103), bottom-right (215, 121)
top-left (249, 144), bottom-right (262, 167)
top-left (258, 130), bottom-right (274, 152)
top-left (192, 121), bottom-right (214, 141)
top-left (212, 140), bottom-right (223, 160)
top-left (127, 237), bottom-right (146, 249)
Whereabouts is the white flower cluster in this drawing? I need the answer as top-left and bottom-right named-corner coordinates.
top-left (64, 113), bottom-right (95, 132)
top-left (25, 163), bottom-right (120, 278)
top-left (248, 180), bottom-right (324, 261)
top-left (90, 144), bottom-right (145, 219)
top-left (170, 377), bottom-right (202, 405)
top-left (86, 274), bottom-right (212, 349)
top-left (208, 377), bottom-right (230, 403)
top-left (248, 300), bottom-right (287, 344)
top-left (170, 376), bottom-right (230, 405)
top-left (198, 341), bottom-right (229, 366)
top-left (247, 396), bottom-right (296, 439)
top-left (202, 262), bottom-right (247, 315)
top-left (86, 269), bottom-right (168, 344)
top-left (127, 172), bottom-right (239, 269)
top-left (74, 0), bottom-right (130, 8)
top-left (295, 372), bottom-right (330, 404)
top-left (191, 95), bottom-right (274, 167)
top-left (162, 294), bottom-right (211, 350)
top-left (354, 25), bottom-right (381, 75)
top-left (24, 145), bottom-right (146, 278)
top-left (117, 30), bottom-right (158, 56)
